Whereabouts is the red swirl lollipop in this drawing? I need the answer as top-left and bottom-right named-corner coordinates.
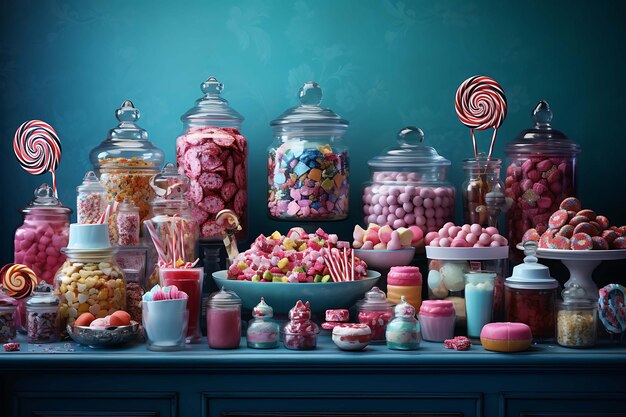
top-left (455, 75), bottom-right (507, 159)
top-left (0, 263), bottom-right (38, 299)
top-left (13, 120), bottom-right (62, 197)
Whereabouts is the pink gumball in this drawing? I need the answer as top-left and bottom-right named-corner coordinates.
top-left (466, 233), bottom-right (478, 245)
top-left (470, 223), bottom-right (483, 236)
top-left (462, 224), bottom-right (471, 234)
top-left (409, 226), bottom-right (423, 243)
top-left (448, 226), bottom-right (461, 238)
top-left (439, 237), bottom-right (451, 247)
top-left (438, 228), bottom-right (449, 238)
top-left (485, 227), bottom-right (499, 236)
top-left (456, 230), bottom-right (467, 240)
top-left (424, 231), bottom-right (439, 245)
top-left (490, 240), bottom-right (501, 247)
top-left (451, 238), bottom-right (469, 248)
top-left (430, 238), bottom-right (440, 247)
top-left (478, 233), bottom-right (492, 246)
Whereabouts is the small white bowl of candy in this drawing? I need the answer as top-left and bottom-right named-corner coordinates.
top-left (352, 224), bottom-right (420, 270)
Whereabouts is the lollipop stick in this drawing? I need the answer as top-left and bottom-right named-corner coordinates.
top-left (487, 128), bottom-right (498, 161)
top-left (51, 171), bottom-right (58, 198)
top-left (471, 129), bottom-right (478, 159)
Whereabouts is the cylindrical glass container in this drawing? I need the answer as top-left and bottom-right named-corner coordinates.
top-left (206, 287), bottom-right (241, 349)
top-left (505, 242), bottom-right (558, 340)
top-left (176, 76), bottom-right (248, 240)
top-left (89, 100), bottom-right (164, 244)
top-left (557, 284), bottom-right (597, 348)
top-left (464, 271), bottom-right (495, 338)
top-left (356, 287), bottom-right (394, 341)
top-left (362, 127), bottom-right (455, 235)
top-left (268, 81), bottom-right (349, 221)
top-left (418, 300), bottom-right (456, 342)
top-left (116, 198), bottom-right (140, 246)
top-left (281, 300), bottom-right (319, 350)
top-left (0, 294), bottom-right (17, 342)
top-left (26, 283), bottom-right (60, 343)
top-left (504, 101), bottom-right (580, 248)
top-left (160, 267), bottom-right (203, 343)
top-left (247, 298), bottom-right (279, 349)
top-left (76, 171), bottom-right (107, 225)
top-left (462, 156), bottom-right (505, 228)
top-left (386, 296), bottom-right (421, 350)
top-left (142, 298), bottom-right (188, 352)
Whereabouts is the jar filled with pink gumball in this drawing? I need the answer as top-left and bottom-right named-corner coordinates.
top-left (504, 100), bottom-right (580, 248)
top-left (362, 127), bottom-right (455, 238)
top-left (176, 76), bottom-right (248, 241)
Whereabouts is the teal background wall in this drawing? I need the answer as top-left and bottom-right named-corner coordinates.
top-left (1, 0), bottom-right (625, 278)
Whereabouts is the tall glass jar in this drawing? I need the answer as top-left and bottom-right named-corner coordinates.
top-left (504, 101), bottom-right (580, 248)
top-left (89, 100), bottom-right (164, 244)
top-left (55, 248), bottom-right (126, 330)
top-left (362, 127), bottom-right (455, 235)
top-left (462, 155), bottom-right (505, 228)
top-left (176, 76), bottom-right (248, 240)
top-left (76, 171), bottom-right (107, 225)
top-left (268, 81), bottom-right (349, 221)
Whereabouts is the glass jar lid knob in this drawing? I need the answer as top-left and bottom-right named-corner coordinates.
top-left (299, 81), bottom-right (322, 106)
top-left (532, 100), bottom-right (553, 129)
top-left (201, 77), bottom-right (223, 96)
top-left (522, 240), bottom-right (539, 262)
top-left (397, 126), bottom-right (425, 147)
top-left (116, 100), bottom-right (140, 124)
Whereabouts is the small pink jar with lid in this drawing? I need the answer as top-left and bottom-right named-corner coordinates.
top-left (418, 300), bottom-right (455, 342)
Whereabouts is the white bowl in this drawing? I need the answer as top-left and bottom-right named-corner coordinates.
top-left (354, 248), bottom-right (416, 270)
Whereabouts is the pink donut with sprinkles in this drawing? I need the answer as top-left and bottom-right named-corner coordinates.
top-left (573, 222), bottom-right (598, 237)
top-left (551, 236), bottom-right (570, 250)
top-left (557, 224), bottom-right (574, 238)
top-left (548, 209), bottom-right (568, 229)
top-left (522, 228), bottom-right (540, 243)
top-left (570, 232), bottom-right (593, 250)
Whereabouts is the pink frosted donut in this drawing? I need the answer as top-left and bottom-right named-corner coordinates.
top-left (480, 322), bottom-right (532, 352)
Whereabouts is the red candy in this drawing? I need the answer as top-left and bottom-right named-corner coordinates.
top-left (576, 209), bottom-right (596, 221)
top-left (548, 209), bottom-right (568, 229)
top-left (591, 236), bottom-right (609, 250)
top-left (522, 228), bottom-right (540, 242)
top-left (573, 222), bottom-right (598, 237)
top-left (559, 197), bottom-right (581, 212)
top-left (551, 236), bottom-right (570, 250)
top-left (570, 232), bottom-right (593, 250)
top-left (3, 342), bottom-right (20, 352)
top-left (444, 336), bottom-right (471, 351)
top-left (557, 224), bottom-right (574, 238)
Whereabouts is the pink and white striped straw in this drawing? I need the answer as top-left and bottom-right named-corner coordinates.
top-left (145, 220), bottom-right (168, 265)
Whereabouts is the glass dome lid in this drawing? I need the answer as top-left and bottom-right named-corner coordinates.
top-left (180, 76), bottom-right (244, 128)
top-left (368, 127), bottom-right (451, 170)
top-left (22, 183), bottom-right (71, 214)
top-left (505, 100), bottom-right (581, 156)
top-left (89, 100), bottom-right (164, 169)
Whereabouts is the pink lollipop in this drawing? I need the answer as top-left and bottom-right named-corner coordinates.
top-left (13, 120), bottom-right (62, 197)
top-left (455, 75), bottom-right (507, 159)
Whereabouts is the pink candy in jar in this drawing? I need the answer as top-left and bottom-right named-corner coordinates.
top-left (356, 287), bottom-right (393, 341)
top-left (362, 127), bottom-right (455, 235)
top-left (504, 101), bottom-right (580, 248)
top-left (116, 198), bottom-right (140, 246)
top-left (281, 300), bottom-right (319, 350)
top-left (76, 171), bottom-right (107, 225)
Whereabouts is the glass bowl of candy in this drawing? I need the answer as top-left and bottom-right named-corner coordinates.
top-left (67, 322), bottom-right (140, 348)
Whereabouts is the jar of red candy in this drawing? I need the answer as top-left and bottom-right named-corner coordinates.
top-left (356, 286), bottom-right (394, 341)
top-left (76, 171), bottom-right (107, 225)
top-left (268, 81), bottom-right (349, 221)
top-left (462, 155), bottom-right (505, 228)
top-left (25, 282), bottom-right (60, 343)
top-left (504, 241), bottom-right (558, 341)
top-left (177, 76), bottom-right (248, 240)
top-left (504, 101), bottom-right (580, 248)
top-left (281, 300), bottom-right (319, 350)
top-left (0, 293), bottom-right (17, 342)
top-left (362, 127), bottom-right (455, 235)
top-left (89, 100), bottom-right (164, 244)
top-left (14, 183), bottom-right (71, 285)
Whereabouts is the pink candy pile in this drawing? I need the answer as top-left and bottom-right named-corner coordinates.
top-left (227, 227), bottom-right (368, 282)
top-left (352, 224), bottom-right (424, 250)
top-left (425, 222), bottom-right (508, 248)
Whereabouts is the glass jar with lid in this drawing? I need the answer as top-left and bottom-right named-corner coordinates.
top-left (504, 100), bottom-right (580, 248)
top-left (281, 300), bottom-right (319, 350)
top-left (462, 154), bottom-right (506, 227)
top-left (504, 241), bottom-right (558, 341)
top-left (89, 100), bottom-right (164, 244)
top-left (116, 197), bottom-right (140, 246)
top-left (206, 287), bottom-right (241, 349)
top-left (76, 171), bottom-right (107, 225)
top-left (356, 286), bottom-right (394, 341)
top-left (0, 293), bottom-right (17, 342)
top-left (247, 297), bottom-right (279, 349)
top-left (54, 224), bottom-right (126, 331)
top-left (268, 81), bottom-right (350, 221)
top-left (557, 284), bottom-right (597, 348)
top-left (26, 282), bottom-right (60, 343)
top-left (386, 296), bottom-right (421, 350)
top-left (363, 127), bottom-right (455, 235)
top-left (176, 76), bottom-right (248, 241)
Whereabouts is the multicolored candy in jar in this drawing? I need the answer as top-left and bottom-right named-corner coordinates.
top-left (268, 81), bottom-right (349, 221)
top-left (176, 76), bottom-right (248, 240)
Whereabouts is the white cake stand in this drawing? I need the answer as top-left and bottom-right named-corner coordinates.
top-left (517, 246), bottom-right (626, 299)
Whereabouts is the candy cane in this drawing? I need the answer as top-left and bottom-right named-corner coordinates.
top-left (145, 220), bottom-right (168, 265)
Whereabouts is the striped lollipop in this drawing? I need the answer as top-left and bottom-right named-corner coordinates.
top-left (0, 263), bottom-right (38, 299)
top-left (13, 120), bottom-right (62, 197)
top-left (455, 75), bottom-right (507, 159)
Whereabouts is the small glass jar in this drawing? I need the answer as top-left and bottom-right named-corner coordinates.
top-left (505, 241), bottom-right (558, 341)
top-left (356, 287), bottom-right (394, 341)
top-left (557, 284), bottom-right (597, 348)
top-left (116, 198), bottom-right (140, 246)
top-left (89, 100), bottom-right (164, 244)
top-left (26, 283), bottom-right (60, 343)
top-left (462, 155), bottom-right (506, 228)
top-left (55, 247), bottom-right (126, 330)
top-left (362, 127), bottom-right (455, 236)
top-left (386, 266), bottom-right (422, 310)
top-left (418, 300), bottom-right (456, 342)
top-left (247, 297), bottom-right (279, 349)
top-left (177, 76), bottom-right (248, 240)
top-left (281, 300), bottom-right (319, 350)
top-left (268, 81), bottom-right (350, 221)
top-left (386, 296), bottom-right (421, 350)
top-left (464, 271), bottom-right (495, 338)
top-left (504, 101), bottom-right (580, 248)
top-left (206, 288), bottom-right (241, 349)
top-left (76, 171), bottom-right (107, 225)
top-left (0, 294), bottom-right (17, 342)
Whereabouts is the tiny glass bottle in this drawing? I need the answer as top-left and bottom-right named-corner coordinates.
top-left (462, 154), bottom-right (506, 227)
top-left (386, 296), bottom-right (421, 350)
top-left (281, 300), bottom-right (319, 350)
top-left (206, 288), bottom-right (241, 349)
top-left (76, 171), bottom-right (107, 225)
top-left (247, 297), bottom-right (279, 349)
top-left (557, 284), bottom-right (597, 348)
top-left (356, 287), bottom-right (394, 341)
top-left (26, 282), bottom-right (60, 343)
top-left (116, 197), bottom-right (140, 246)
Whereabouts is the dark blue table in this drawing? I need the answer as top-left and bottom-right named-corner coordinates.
top-left (2, 336), bottom-right (625, 417)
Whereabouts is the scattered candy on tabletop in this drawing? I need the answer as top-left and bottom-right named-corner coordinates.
top-left (281, 300), bottom-right (319, 350)
top-left (353, 223), bottom-right (423, 250)
top-left (332, 323), bottom-right (372, 351)
top-left (226, 227), bottom-right (367, 282)
top-left (480, 322), bottom-right (532, 352)
top-left (522, 197), bottom-right (625, 250)
top-left (142, 284), bottom-right (189, 302)
top-left (425, 222), bottom-right (508, 248)
top-left (598, 284), bottom-right (626, 335)
top-left (3, 342), bottom-right (20, 352)
top-left (444, 336), bottom-right (472, 351)
top-left (0, 263), bottom-right (38, 299)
